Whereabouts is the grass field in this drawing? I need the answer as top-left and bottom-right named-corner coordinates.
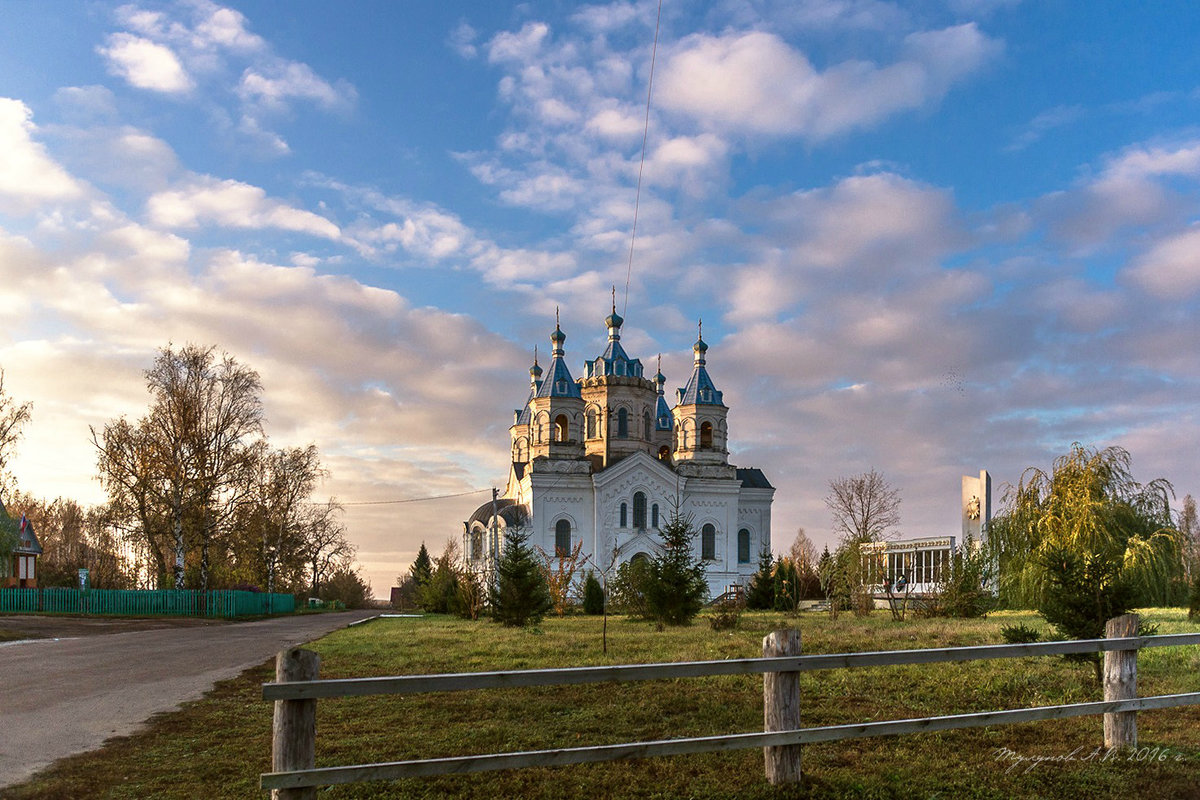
top-left (4, 608), bottom-right (1200, 799)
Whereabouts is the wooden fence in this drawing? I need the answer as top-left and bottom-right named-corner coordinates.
top-left (261, 614), bottom-right (1200, 797)
top-left (0, 587), bottom-right (295, 618)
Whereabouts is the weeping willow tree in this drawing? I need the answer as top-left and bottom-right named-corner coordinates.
top-left (989, 443), bottom-right (1185, 610)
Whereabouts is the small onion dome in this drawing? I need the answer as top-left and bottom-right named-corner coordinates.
top-left (530, 361), bottom-right (543, 379)
top-left (605, 310), bottom-right (624, 336)
top-left (693, 335), bottom-right (708, 364)
top-left (550, 324), bottom-right (566, 355)
top-left (654, 370), bottom-right (666, 386)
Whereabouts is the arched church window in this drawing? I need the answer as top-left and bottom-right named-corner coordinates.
top-left (586, 408), bottom-right (597, 439)
top-left (702, 523), bottom-right (716, 560)
top-left (619, 503), bottom-right (628, 527)
top-left (657, 445), bottom-right (671, 462)
top-left (555, 414), bottom-right (569, 442)
top-left (643, 411), bottom-right (651, 439)
top-left (633, 492), bottom-right (646, 528)
top-left (651, 503), bottom-right (659, 528)
top-left (700, 421), bottom-right (713, 449)
top-left (471, 530), bottom-right (483, 561)
top-left (737, 529), bottom-right (751, 564)
top-left (617, 408), bottom-right (629, 438)
top-left (555, 519), bottom-right (571, 557)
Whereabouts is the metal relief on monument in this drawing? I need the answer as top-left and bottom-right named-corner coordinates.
top-left (965, 496), bottom-right (981, 520)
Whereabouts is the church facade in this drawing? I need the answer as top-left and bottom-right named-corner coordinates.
top-left (464, 308), bottom-right (774, 599)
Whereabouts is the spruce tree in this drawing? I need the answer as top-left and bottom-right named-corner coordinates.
top-left (746, 548), bottom-right (775, 609)
top-left (582, 570), bottom-right (605, 615)
top-left (773, 557), bottom-right (801, 612)
top-left (490, 526), bottom-right (552, 627)
top-left (644, 510), bottom-right (707, 625)
top-left (409, 541), bottom-right (433, 588)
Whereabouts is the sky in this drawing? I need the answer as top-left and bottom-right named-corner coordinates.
top-left (2, 0), bottom-right (1199, 596)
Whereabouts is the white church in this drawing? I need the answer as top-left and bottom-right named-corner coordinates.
top-left (463, 307), bottom-right (774, 599)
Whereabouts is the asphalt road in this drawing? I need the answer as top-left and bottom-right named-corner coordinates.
top-left (0, 610), bottom-right (377, 788)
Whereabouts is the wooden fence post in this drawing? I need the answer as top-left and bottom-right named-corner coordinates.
top-left (1103, 613), bottom-right (1138, 750)
top-left (272, 648), bottom-right (320, 800)
top-left (763, 629), bottom-right (802, 785)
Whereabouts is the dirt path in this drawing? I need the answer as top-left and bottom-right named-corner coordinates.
top-left (0, 610), bottom-right (377, 788)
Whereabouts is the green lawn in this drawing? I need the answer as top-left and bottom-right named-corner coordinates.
top-left (5, 609), bottom-right (1200, 799)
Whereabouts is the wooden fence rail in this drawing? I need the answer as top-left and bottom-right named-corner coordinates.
top-left (262, 615), bottom-right (1200, 797)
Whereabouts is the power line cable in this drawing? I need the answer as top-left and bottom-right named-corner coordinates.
top-left (622, 0), bottom-right (664, 318)
top-left (340, 488), bottom-right (491, 507)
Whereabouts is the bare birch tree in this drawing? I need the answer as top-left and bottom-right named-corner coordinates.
top-left (825, 469), bottom-right (901, 544)
top-left (299, 499), bottom-right (352, 597)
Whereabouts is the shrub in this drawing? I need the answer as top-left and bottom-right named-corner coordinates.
top-left (1189, 574), bottom-right (1200, 621)
top-left (1001, 623), bottom-right (1042, 644)
top-left (918, 538), bottom-right (994, 619)
top-left (582, 571), bottom-right (604, 615)
top-left (609, 558), bottom-right (652, 618)
top-left (319, 567), bottom-right (372, 609)
top-left (707, 596), bottom-right (742, 631)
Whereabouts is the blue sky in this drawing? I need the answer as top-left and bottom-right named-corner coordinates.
top-left (2, 1), bottom-right (1199, 593)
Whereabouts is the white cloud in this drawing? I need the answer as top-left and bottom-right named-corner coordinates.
top-left (585, 107), bottom-right (645, 141)
top-left (1005, 105), bottom-right (1085, 152)
top-left (1042, 139), bottom-right (1200, 248)
top-left (449, 21), bottom-right (478, 58)
top-left (359, 210), bottom-right (471, 261)
top-left (716, 0), bottom-right (909, 33)
top-left (487, 22), bottom-right (551, 64)
top-left (192, 4), bottom-right (265, 52)
top-left (0, 99), bottom-right (85, 213)
top-left (101, 2), bottom-right (356, 154)
top-left (98, 33), bottom-right (193, 93)
top-left (238, 62), bottom-right (353, 112)
top-left (52, 85), bottom-right (120, 123)
top-left (656, 24), bottom-right (999, 140)
top-left (1126, 226), bottom-right (1200, 297)
top-left (146, 176), bottom-right (341, 240)
top-left (48, 125), bottom-right (179, 193)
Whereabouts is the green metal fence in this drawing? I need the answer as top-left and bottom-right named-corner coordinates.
top-left (0, 588), bottom-right (295, 618)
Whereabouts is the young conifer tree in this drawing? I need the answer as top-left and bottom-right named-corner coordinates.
top-left (409, 541), bottom-right (433, 588)
top-left (645, 509), bottom-right (707, 625)
top-left (582, 570), bottom-right (605, 615)
top-left (490, 526), bottom-right (552, 627)
top-left (746, 548), bottom-right (776, 609)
